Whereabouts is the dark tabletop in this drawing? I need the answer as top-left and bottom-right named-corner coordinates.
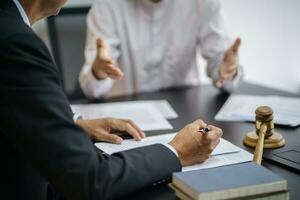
top-left (73, 82), bottom-right (300, 200)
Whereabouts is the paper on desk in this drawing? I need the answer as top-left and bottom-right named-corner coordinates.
top-left (117, 100), bottom-right (178, 119)
top-left (148, 100), bottom-right (178, 119)
top-left (215, 94), bottom-right (300, 127)
top-left (71, 102), bottom-right (173, 131)
top-left (72, 100), bottom-right (177, 120)
top-left (95, 133), bottom-right (241, 156)
top-left (95, 133), bottom-right (252, 171)
top-left (182, 149), bottom-right (253, 172)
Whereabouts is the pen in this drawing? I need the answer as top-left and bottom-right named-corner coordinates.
top-left (199, 127), bottom-right (210, 134)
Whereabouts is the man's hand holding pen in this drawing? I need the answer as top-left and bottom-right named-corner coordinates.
top-left (169, 120), bottom-right (223, 166)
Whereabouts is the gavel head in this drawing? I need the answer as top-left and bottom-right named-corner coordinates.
top-left (244, 105), bottom-right (285, 149)
top-left (255, 106), bottom-right (274, 138)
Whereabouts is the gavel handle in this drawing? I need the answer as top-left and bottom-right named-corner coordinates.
top-left (253, 124), bottom-right (267, 165)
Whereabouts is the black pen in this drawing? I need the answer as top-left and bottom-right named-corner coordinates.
top-left (199, 127), bottom-right (210, 134)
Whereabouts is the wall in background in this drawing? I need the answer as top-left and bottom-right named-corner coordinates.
top-left (221, 0), bottom-right (300, 93)
top-left (34, 0), bottom-right (300, 94)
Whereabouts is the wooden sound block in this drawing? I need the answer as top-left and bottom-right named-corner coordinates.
top-left (244, 131), bottom-right (285, 149)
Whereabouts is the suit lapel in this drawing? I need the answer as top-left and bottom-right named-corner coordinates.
top-left (0, 0), bottom-right (24, 22)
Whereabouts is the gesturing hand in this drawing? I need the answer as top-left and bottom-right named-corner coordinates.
top-left (91, 37), bottom-right (124, 80)
top-left (169, 119), bottom-right (223, 166)
top-left (76, 118), bottom-right (145, 144)
top-left (215, 38), bottom-right (241, 88)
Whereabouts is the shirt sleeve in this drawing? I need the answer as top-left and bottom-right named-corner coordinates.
top-left (79, 0), bottom-right (121, 98)
top-left (197, 0), bottom-right (243, 92)
top-left (73, 113), bottom-right (83, 122)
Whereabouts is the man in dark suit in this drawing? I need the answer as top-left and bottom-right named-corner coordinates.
top-left (0, 0), bottom-right (222, 199)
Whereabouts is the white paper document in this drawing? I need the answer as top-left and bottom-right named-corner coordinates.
top-left (111, 100), bottom-right (177, 119)
top-left (71, 101), bottom-right (174, 131)
top-left (95, 133), bottom-right (241, 155)
top-left (215, 94), bottom-right (300, 127)
top-left (149, 100), bottom-right (178, 119)
top-left (95, 133), bottom-right (253, 171)
top-left (182, 149), bottom-right (253, 172)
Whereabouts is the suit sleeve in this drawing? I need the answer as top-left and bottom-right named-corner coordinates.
top-left (0, 33), bottom-right (181, 200)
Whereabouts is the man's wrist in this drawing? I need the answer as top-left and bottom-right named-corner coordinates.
top-left (91, 59), bottom-right (108, 80)
top-left (73, 113), bottom-right (83, 122)
top-left (92, 66), bottom-right (106, 80)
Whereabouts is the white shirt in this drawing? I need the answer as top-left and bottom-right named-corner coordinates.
top-left (80, 0), bottom-right (243, 98)
top-left (12, 0), bottom-right (30, 26)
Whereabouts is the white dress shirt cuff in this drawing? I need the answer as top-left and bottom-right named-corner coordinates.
top-left (73, 113), bottom-right (83, 122)
top-left (163, 144), bottom-right (179, 157)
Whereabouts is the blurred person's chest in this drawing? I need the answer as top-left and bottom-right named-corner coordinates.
top-left (112, 0), bottom-right (202, 89)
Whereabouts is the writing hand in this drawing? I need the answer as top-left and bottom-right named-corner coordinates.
top-left (169, 119), bottom-right (223, 166)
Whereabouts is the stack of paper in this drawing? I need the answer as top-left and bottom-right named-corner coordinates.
top-left (71, 100), bottom-right (177, 131)
top-left (95, 133), bottom-right (253, 171)
top-left (215, 94), bottom-right (300, 127)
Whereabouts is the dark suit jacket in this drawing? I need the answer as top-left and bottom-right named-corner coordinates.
top-left (0, 1), bottom-right (181, 199)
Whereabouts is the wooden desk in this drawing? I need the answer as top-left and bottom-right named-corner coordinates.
top-left (83, 82), bottom-right (300, 200)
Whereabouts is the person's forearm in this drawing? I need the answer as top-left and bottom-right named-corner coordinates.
top-left (101, 144), bottom-right (181, 199)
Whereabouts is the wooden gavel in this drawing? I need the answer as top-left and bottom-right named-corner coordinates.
top-left (244, 106), bottom-right (285, 165)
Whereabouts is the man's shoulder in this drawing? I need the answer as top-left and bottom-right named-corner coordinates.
top-left (0, 10), bottom-right (33, 41)
top-left (0, 11), bottom-right (48, 59)
top-left (0, 11), bottom-right (57, 85)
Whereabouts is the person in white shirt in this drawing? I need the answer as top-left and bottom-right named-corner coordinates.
top-left (79, 0), bottom-right (243, 98)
